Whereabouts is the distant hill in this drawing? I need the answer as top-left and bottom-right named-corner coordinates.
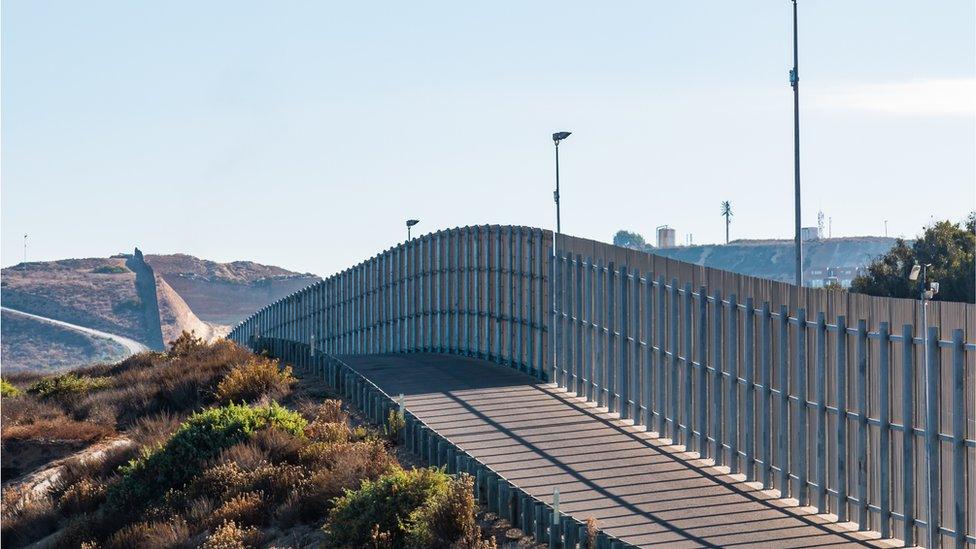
top-left (1, 251), bottom-right (319, 372)
top-left (615, 235), bottom-right (897, 286)
top-left (146, 254), bottom-right (319, 326)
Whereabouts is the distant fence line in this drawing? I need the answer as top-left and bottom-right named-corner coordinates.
top-left (229, 225), bottom-right (974, 548)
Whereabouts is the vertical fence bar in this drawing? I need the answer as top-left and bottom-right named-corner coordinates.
top-left (576, 254), bottom-right (585, 395)
top-left (950, 329), bottom-right (964, 549)
top-left (657, 277), bottom-right (668, 435)
top-left (856, 319), bottom-right (868, 528)
top-left (684, 283), bottom-right (694, 446)
top-left (728, 294), bottom-right (739, 474)
top-left (670, 279), bottom-right (680, 441)
top-left (644, 274), bottom-right (656, 428)
top-left (607, 262), bottom-right (617, 413)
top-left (713, 291), bottom-right (724, 464)
top-left (634, 271), bottom-right (644, 423)
top-left (796, 308), bottom-right (808, 505)
top-left (878, 322), bottom-right (891, 539)
top-left (816, 312), bottom-right (828, 512)
top-left (901, 324), bottom-right (916, 546)
top-left (698, 287), bottom-right (709, 457)
top-left (596, 261), bottom-right (605, 407)
top-left (836, 316), bottom-right (848, 523)
top-left (778, 305), bottom-right (790, 497)
top-left (560, 250), bottom-right (577, 387)
top-left (585, 258), bottom-right (594, 401)
top-left (759, 301), bottom-right (773, 489)
top-left (744, 297), bottom-right (756, 479)
top-left (619, 266), bottom-right (630, 420)
top-left (924, 325), bottom-right (940, 549)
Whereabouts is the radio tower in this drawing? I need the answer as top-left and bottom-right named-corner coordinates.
top-left (817, 210), bottom-right (825, 239)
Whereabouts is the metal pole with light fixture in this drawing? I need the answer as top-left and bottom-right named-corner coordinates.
top-left (552, 131), bottom-right (571, 235)
top-left (909, 262), bottom-right (940, 549)
top-left (406, 219), bottom-right (420, 241)
top-left (790, 0), bottom-right (802, 289)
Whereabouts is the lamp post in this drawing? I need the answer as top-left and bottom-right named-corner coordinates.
top-left (406, 219), bottom-right (420, 241)
top-left (552, 131), bottom-right (571, 234)
top-left (790, 0), bottom-right (802, 289)
top-left (910, 262), bottom-right (940, 549)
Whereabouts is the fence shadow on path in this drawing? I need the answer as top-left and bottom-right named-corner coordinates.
top-left (343, 353), bottom-right (879, 548)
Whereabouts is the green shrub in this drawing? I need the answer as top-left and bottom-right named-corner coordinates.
top-left (92, 265), bottom-right (128, 274)
top-left (405, 473), bottom-right (480, 548)
top-left (1, 378), bottom-right (21, 397)
top-left (387, 409), bottom-right (406, 443)
top-left (323, 467), bottom-right (451, 547)
top-left (216, 357), bottom-right (295, 403)
top-left (106, 402), bottom-right (306, 520)
top-left (168, 330), bottom-right (207, 358)
top-left (27, 373), bottom-right (111, 398)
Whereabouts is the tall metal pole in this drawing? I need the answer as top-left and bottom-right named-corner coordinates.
top-left (791, 0), bottom-right (802, 289)
top-left (554, 140), bottom-right (561, 235)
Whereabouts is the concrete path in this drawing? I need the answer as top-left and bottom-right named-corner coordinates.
top-left (1, 306), bottom-right (149, 357)
top-left (342, 353), bottom-right (889, 548)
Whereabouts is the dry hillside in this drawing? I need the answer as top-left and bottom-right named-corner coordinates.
top-left (1, 258), bottom-right (147, 341)
top-left (2, 252), bottom-right (317, 373)
top-left (0, 311), bottom-right (127, 373)
top-left (147, 254), bottom-right (319, 326)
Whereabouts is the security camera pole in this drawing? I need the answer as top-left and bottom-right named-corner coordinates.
top-left (406, 219), bottom-right (420, 241)
top-left (790, 0), bottom-right (802, 289)
top-left (552, 131), bottom-right (571, 235)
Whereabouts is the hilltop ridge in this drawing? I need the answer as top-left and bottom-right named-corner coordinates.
top-left (1, 252), bottom-right (319, 372)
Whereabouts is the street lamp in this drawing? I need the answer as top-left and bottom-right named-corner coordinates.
top-left (910, 261), bottom-right (940, 549)
top-left (789, 0), bottom-right (802, 289)
top-left (406, 219), bottom-right (420, 241)
top-left (552, 131), bottom-right (571, 234)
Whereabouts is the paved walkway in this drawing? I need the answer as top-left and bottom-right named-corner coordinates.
top-left (342, 353), bottom-right (888, 548)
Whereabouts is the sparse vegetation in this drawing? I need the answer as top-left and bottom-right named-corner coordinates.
top-left (1, 378), bottom-right (21, 397)
top-left (1, 337), bottom-right (495, 549)
top-left (92, 265), bottom-right (128, 274)
top-left (323, 467), bottom-right (452, 547)
top-left (215, 356), bottom-right (295, 403)
top-left (27, 373), bottom-right (112, 399)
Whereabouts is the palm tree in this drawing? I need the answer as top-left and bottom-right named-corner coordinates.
top-left (721, 201), bottom-right (732, 244)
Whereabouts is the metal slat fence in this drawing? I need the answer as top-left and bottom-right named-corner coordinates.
top-left (551, 245), bottom-right (974, 549)
top-left (228, 226), bottom-right (974, 548)
top-left (229, 225), bottom-right (552, 378)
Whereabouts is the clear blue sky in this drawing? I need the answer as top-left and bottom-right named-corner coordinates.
top-left (3, 1), bottom-right (974, 276)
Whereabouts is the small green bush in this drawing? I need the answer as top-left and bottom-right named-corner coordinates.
top-left (405, 473), bottom-right (480, 547)
top-left (323, 467), bottom-right (451, 547)
top-left (106, 402), bottom-right (306, 519)
top-left (27, 374), bottom-right (111, 398)
top-left (1, 378), bottom-right (21, 397)
top-left (216, 357), bottom-right (295, 403)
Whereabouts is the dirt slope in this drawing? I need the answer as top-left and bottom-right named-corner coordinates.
top-left (154, 274), bottom-right (229, 344)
